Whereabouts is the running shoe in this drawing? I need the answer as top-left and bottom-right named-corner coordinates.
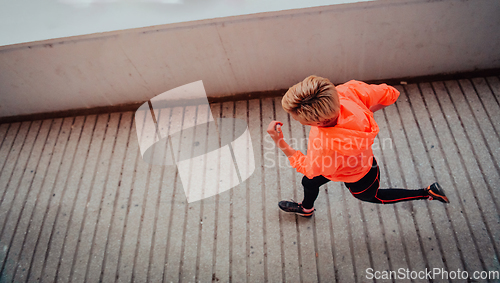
top-left (278, 200), bottom-right (315, 217)
top-left (426, 182), bottom-right (449, 203)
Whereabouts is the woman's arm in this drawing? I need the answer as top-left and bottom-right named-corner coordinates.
top-left (267, 121), bottom-right (297, 157)
top-left (369, 103), bottom-right (387, 112)
top-left (268, 121), bottom-right (329, 179)
top-left (345, 81), bottom-right (400, 111)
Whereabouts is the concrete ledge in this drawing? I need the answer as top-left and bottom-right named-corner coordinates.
top-left (2, 68), bottom-right (500, 124)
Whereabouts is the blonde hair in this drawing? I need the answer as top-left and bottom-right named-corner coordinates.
top-left (281, 75), bottom-right (340, 123)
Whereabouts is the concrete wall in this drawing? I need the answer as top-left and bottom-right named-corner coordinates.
top-left (1, 0), bottom-right (499, 118)
top-left (0, 0), bottom-right (372, 46)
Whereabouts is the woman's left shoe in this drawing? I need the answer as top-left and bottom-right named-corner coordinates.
top-left (278, 200), bottom-right (315, 217)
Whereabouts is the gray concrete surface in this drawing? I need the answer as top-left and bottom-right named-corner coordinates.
top-left (0, 77), bottom-right (500, 282)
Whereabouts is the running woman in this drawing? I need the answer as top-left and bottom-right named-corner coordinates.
top-left (267, 75), bottom-right (449, 217)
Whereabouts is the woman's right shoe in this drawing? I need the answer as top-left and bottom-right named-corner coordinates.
top-left (426, 182), bottom-right (449, 203)
top-left (278, 200), bottom-right (315, 217)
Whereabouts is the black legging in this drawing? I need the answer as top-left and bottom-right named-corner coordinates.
top-left (301, 158), bottom-right (428, 209)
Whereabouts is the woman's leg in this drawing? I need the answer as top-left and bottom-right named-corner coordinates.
top-left (278, 175), bottom-right (330, 217)
top-left (301, 175), bottom-right (330, 209)
top-left (345, 158), bottom-right (428, 204)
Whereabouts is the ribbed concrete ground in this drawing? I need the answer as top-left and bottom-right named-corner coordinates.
top-left (0, 77), bottom-right (499, 283)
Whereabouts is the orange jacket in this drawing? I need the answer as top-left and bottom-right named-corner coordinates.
top-left (288, 80), bottom-right (400, 182)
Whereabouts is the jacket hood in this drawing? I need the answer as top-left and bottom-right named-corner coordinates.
top-left (309, 100), bottom-right (379, 156)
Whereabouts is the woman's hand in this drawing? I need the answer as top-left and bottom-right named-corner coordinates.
top-left (266, 121), bottom-right (296, 157)
top-left (267, 121), bottom-right (284, 142)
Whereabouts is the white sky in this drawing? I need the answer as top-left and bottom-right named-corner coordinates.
top-left (0, 0), bottom-right (371, 46)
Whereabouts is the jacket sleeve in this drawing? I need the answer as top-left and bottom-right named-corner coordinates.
top-left (288, 140), bottom-right (342, 179)
top-left (289, 128), bottom-right (342, 179)
top-left (288, 151), bottom-right (321, 179)
top-left (348, 80), bottom-right (400, 109)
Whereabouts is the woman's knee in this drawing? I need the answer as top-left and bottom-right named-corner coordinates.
top-left (302, 175), bottom-right (329, 188)
top-left (352, 192), bottom-right (382, 204)
top-left (302, 177), bottom-right (322, 197)
top-left (301, 176), bottom-right (314, 188)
